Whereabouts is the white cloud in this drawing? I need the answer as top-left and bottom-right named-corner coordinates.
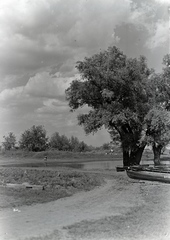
top-left (0, 0), bottom-right (133, 76)
top-left (0, 86), bottom-right (24, 104)
top-left (0, 0), bottom-right (168, 78)
top-left (25, 71), bottom-right (74, 98)
top-left (36, 99), bottom-right (69, 114)
top-left (155, 0), bottom-right (170, 3)
top-left (128, 1), bottom-right (169, 50)
top-left (0, 71), bottom-right (76, 113)
top-left (145, 20), bottom-right (168, 49)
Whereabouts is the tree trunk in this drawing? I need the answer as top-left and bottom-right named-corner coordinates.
top-left (123, 150), bottom-right (130, 166)
top-left (129, 146), bottom-right (145, 166)
top-left (122, 146), bottom-right (145, 166)
top-left (152, 143), bottom-right (162, 166)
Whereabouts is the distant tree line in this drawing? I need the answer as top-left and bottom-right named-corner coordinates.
top-left (1, 125), bottom-right (92, 152)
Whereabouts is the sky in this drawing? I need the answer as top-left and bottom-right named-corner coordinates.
top-left (0, 0), bottom-right (170, 146)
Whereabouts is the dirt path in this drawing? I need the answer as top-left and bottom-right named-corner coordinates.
top-left (1, 174), bottom-right (170, 240)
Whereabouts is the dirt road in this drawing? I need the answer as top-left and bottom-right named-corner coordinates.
top-left (1, 172), bottom-right (170, 240)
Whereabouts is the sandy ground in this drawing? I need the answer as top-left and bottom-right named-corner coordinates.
top-left (0, 170), bottom-right (170, 240)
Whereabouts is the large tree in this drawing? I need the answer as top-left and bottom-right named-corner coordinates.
top-left (66, 46), bottom-right (153, 166)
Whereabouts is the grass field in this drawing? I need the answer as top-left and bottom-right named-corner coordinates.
top-left (0, 167), bottom-right (105, 209)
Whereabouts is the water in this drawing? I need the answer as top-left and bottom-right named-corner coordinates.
top-left (45, 160), bottom-right (120, 170)
top-left (141, 159), bottom-right (170, 166)
top-left (1, 160), bottom-right (122, 170)
top-left (48, 160), bottom-right (120, 170)
top-left (68, 159), bottom-right (170, 170)
top-left (70, 160), bottom-right (120, 170)
top-left (2, 158), bottom-right (170, 170)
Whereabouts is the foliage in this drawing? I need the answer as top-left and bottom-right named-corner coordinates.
top-left (147, 71), bottom-right (170, 110)
top-left (143, 108), bottom-right (170, 148)
top-left (141, 59), bottom-right (170, 163)
top-left (70, 136), bottom-right (89, 152)
top-left (66, 46), bottom-right (153, 165)
top-left (19, 125), bottom-right (48, 152)
top-left (49, 132), bottom-right (70, 151)
top-left (49, 132), bottom-right (89, 152)
top-left (102, 143), bottom-right (110, 150)
top-left (2, 132), bottom-right (17, 150)
top-left (140, 107), bottom-right (170, 163)
top-left (70, 136), bottom-right (80, 151)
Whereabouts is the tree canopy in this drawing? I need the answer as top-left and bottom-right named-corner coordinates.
top-left (139, 60), bottom-right (170, 164)
top-left (49, 132), bottom-right (89, 152)
top-left (2, 132), bottom-right (16, 150)
top-left (144, 108), bottom-right (170, 163)
top-left (19, 125), bottom-right (48, 152)
top-left (66, 46), bottom-right (161, 166)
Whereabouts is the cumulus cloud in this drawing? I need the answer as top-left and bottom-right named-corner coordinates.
top-left (129, 0), bottom-right (169, 50)
top-left (0, 0), bottom-right (167, 78)
top-left (25, 71), bottom-right (74, 98)
top-left (155, 0), bottom-right (170, 3)
top-left (0, 71), bottom-right (76, 114)
top-left (0, 0), bottom-right (133, 76)
top-left (0, 86), bottom-right (24, 103)
top-left (145, 20), bottom-right (168, 49)
top-left (36, 99), bottom-right (69, 115)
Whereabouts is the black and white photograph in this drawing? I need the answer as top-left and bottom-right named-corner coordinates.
top-left (0, 0), bottom-right (170, 239)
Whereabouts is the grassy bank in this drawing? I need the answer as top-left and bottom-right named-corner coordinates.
top-left (0, 149), bottom-right (121, 160)
top-left (0, 168), bottom-right (104, 209)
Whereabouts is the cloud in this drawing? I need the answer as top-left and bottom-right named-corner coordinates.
top-left (0, 1), bottom-right (74, 75)
top-left (0, 0), bottom-right (133, 77)
top-left (0, 86), bottom-right (24, 103)
top-left (129, 0), bottom-right (169, 50)
top-left (25, 71), bottom-right (75, 98)
top-left (0, 0), bottom-right (168, 79)
top-left (145, 20), bottom-right (168, 49)
top-left (155, 0), bottom-right (170, 3)
top-left (0, 0), bottom-right (167, 81)
top-left (36, 99), bottom-right (69, 115)
top-left (0, 71), bottom-right (76, 114)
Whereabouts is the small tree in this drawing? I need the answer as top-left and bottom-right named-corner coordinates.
top-left (19, 125), bottom-right (48, 152)
top-left (142, 59), bottom-right (170, 164)
top-left (49, 133), bottom-right (89, 152)
top-left (70, 136), bottom-right (80, 151)
top-left (2, 132), bottom-right (16, 150)
top-left (49, 132), bottom-right (71, 151)
top-left (78, 141), bottom-right (89, 152)
top-left (102, 143), bottom-right (110, 150)
top-left (49, 132), bottom-right (63, 150)
top-left (60, 135), bottom-right (71, 151)
top-left (142, 108), bottom-right (170, 165)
